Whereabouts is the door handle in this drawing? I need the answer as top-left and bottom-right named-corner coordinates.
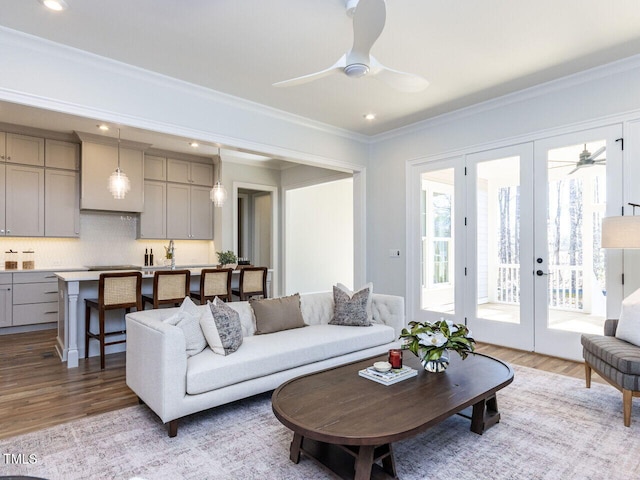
top-left (536, 270), bottom-right (549, 276)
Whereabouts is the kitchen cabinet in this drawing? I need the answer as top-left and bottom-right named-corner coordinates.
top-left (77, 132), bottom-right (148, 213)
top-left (139, 180), bottom-right (167, 239)
top-left (12, 272), bottom-right (59, 327)
top-left (144, 154), bottom-right (166, 181)
top-left (0, 273), bottom-right (11, 328)
top-left (45, 169), bottom-right (80, 237)
top-left (4, 164), bottom-right (45, 237)
top-left (2, 132), bottom-right (45, 166)
top-left (166, 183), bottom-right (213, 239)
top-left (167, 158), bottom-right (213, 187)
top-left (45, 139), bottom-right (79, 170)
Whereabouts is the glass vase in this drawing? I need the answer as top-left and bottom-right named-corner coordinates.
top-left (421, 349), bottom-right (450, 373)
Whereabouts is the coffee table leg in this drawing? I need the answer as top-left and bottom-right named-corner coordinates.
top-left (471, 394), bottom-right (501, 434)
top-left (381, 443), bottom-right (397, 478)
top-left (354, 445), bottom-right (375, 480)
top-left (290, 432), bottom-right (303, 463)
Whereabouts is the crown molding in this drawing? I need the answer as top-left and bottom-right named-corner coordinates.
top-left (0, 26), bottom-right (370, 145)
top-left (371, 53), bottom-right (640, 144)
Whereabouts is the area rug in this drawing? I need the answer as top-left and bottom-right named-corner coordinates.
top-left (1, 365), bottom-right (639, 480)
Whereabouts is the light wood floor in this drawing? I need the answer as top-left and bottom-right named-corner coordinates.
top-left (0, 329), bottom-right (604, 441)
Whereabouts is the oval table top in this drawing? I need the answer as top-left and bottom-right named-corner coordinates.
top-left (272, 352), bottom-right (514, 446)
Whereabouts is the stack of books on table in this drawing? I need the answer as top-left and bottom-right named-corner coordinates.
top-left (358, 365), bottom-right (418, 385)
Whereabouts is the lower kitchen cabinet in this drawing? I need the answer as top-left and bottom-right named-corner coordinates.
top-left (0, 273), bottom-right (11, 328)
top-left (9, 272), bottom-right (59, 327)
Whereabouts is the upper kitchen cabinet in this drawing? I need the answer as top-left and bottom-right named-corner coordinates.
top-left (5, 164), bottom-right (45, 237)
top-left (166, 183), bottom-right (213, 240)
top-left (167, 158), bottom-right (213, 187)
top-left (2, 133), bottom-right (45, 166)
top-left (76, 132), bottom-right (149, 213)
top-left (144, 154), bottom-right (166, 181)
top-left (45, 169), bottom-right (80, 237)
top-left (45, 139), bottom-right (79, 170)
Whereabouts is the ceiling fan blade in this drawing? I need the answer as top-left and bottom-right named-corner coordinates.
top-left (594, 158), bottom-right (606, 164)
top-left (273, 55), bottom-right (346, 88)
top-left (588, 146), bottom-right (606, 161)
top-left (568, 167), bottom-right (579, 175)
top-left (370, 56), bottom-right (429, 92)
top-left (347, 0), bottom-right (386, 65)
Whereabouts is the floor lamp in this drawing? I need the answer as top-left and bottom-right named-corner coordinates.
top-left (601, 203), bottom-right (640, 249)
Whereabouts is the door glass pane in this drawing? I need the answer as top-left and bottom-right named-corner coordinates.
top-left (421, 169), bottom-right (454, 314)
top-left (477, 157), bottom-right (521, 324)
top-left (547, 141), bottom-right (606, 334)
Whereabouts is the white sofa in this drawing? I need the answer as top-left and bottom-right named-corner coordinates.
top-left (125, 291), bottom-right (405, 436)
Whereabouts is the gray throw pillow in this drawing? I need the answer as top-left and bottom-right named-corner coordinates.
top-left (250, 294), bottom-right (306, 335)
top-left (201, 298), bottom-right (243, 355)
top-left (329, 285), bottom-right (371, 326)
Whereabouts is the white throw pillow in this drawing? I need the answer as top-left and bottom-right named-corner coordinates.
top-left (615, 288), bottom-right (640, 346)
top-left (335, 282), bottom-right (373, 323)
top-left (163, 296), bottom-right (207, 357)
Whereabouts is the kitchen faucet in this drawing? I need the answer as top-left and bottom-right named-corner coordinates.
top-left (167, 239), bottom-right (175, 270)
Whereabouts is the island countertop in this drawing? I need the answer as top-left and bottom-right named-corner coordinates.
top-left (55, 265), bottom-right (223, 282)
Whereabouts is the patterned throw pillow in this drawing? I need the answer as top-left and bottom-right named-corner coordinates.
top-left (201, 298), bottom-right (243, 355)
top-left (163, 296), bottom-right (207, 357)
top-left (329, 284), bottom-right (372, 327)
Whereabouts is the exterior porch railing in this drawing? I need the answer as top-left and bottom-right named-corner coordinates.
top-left (495, 264), bottom-right (584, 311)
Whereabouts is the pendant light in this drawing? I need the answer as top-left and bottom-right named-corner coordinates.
top-left (210, 148), bottom-right (227, 207)
top-left (108, 128), bottom-right (131, 199)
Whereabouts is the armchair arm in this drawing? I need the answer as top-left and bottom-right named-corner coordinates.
top-left (604, 319), bottom-right (619, 337)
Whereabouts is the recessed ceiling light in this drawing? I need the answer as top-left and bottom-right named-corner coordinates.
top-left (190, 142), bottom-right (199, 148)
top-left (97, 124), bottom-right (109, 131)
top-left (363, 113), bottom-right (376, 121)
top-left (39, 0), bottom-right (69, 11)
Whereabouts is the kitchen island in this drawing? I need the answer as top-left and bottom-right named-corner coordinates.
top-left (56, 266), bottom-right (273, 368)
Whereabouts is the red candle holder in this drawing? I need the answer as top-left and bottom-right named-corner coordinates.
top-left (388, 349), bottom-right (402, 369)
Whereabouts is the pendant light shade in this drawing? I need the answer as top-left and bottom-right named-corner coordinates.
top-left (108, 128), bottom-right (131, 199)
top-left (210, 149), bottom-right (227, 207)
top-left (108, 167), bottom-right (131, 199)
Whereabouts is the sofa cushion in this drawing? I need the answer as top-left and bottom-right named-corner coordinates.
top-left (582, 333), bottom-right (640, 376)
top-left (250, 293), bottom-right (306, 334)
top-left (163, 296), bottom-right (207, 357)
top-left (616, 288), bottom-right (640, 346)
top-left (200, 298), bottom-right (243, 355)
top-left (329, 284), bottom-right (372, 326)
top-left (186, 323), bottom-right (395, 395)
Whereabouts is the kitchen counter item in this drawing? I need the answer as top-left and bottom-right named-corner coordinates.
top-left (22, 251), bottom-right (35, 270)
top-left (5, 250), bottom-right (18, 270)
top-left (85, 265), bottom-right (141, 271)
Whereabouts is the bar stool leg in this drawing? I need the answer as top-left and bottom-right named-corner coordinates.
top-left (85, 304), bottom-right (91, 359)
top-left (99, 308), bottom-right (106, 370)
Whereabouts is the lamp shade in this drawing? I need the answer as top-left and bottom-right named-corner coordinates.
top-left (601, 216), bottom-right (640, 248)
top-left (108, 168), bottom-right (131, 199)
top-left (210, 182), bottom-right (227, 207)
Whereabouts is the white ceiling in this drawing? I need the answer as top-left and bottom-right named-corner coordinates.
top-left (2, 0), bottom-right (640, 138)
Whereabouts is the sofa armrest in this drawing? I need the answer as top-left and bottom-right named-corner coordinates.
top-left (372, 294), bottom-right (405, 339)
top-left (126, 311), bottom-right (188, 423)
top-left (604, 319), bottom-right (619, 337)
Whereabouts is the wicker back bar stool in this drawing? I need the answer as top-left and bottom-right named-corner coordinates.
top-left (191, 268), bottom-right (233, 303)
top-left (142, 269), bottom-right (191, 309)
top-left (85, 271), bottom-right (143, 370)
top-left (231, 266), bottom-right (268, 301)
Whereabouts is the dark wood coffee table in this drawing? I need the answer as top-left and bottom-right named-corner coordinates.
top-left (272, 352), bottom-right (513, 480)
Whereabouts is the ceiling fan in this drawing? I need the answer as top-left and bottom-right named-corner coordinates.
top-left (549, 145), bottom-right (606, 175)
top-left (273, 0), bottom-right (429, 93)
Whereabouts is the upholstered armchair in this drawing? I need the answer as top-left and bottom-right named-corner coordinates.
top-left (581, 319), bottom-right (640, 427)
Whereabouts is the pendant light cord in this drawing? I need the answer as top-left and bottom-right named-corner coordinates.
top-left (117, 128), bottom-right (121, 170)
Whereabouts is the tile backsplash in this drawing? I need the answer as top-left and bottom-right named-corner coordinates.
top-left (0, 211), bottom-right (215, 269)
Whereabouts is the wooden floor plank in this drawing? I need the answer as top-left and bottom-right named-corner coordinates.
top-left (0, 329), bottom-right (605, 440)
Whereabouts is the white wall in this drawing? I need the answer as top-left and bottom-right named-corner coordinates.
top-left (285, 178), bottom-right (354, 294)
top-left (368, 56), bottom-right (640, 297)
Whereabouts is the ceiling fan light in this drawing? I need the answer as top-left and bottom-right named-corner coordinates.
top-left (108, 168), bottom-right (131, 199)
top-left (344, 63), bottom-right (370, 78)
top-left (210, 182), bottom-right (227, 207)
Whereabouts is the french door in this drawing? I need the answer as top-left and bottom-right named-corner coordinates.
top-left (411, 125), bottom-right (624, 361)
